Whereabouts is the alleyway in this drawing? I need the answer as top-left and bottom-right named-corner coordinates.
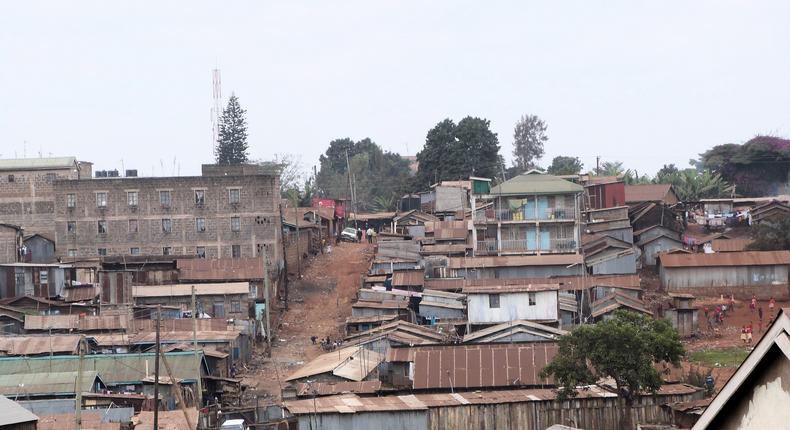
top-left (243, 241), bottom-right (373, 400)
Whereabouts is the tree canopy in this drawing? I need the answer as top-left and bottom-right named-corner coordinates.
top-left (547, 156), bottom-right (583, 175)
top-left (415, 117), bottom-right (501, 187)
top-left (215, 94), bottom-right (249, 165)
top-left (540, 311), bottom-right (683, 427)
top-left (512, 114), bottom-right (547, 171)
top-left (315, 138), bottom-right (410, 211)
top-left (698, 136), bottom-right (790, 196)
top-left (747, 213), bottom-right (790, 251)
top-left (654, 168), bottom-right (730, 201)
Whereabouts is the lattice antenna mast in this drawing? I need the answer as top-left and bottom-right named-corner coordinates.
top-left (211, 69), bottom-right (223, 159)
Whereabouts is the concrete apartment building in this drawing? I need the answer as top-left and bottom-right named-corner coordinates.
top-left (472, 171), bottom-right (584, 256)
top-left (52, 163), bottom-right (282, 261)
top-left (0, 157), bottom-right (93, 238)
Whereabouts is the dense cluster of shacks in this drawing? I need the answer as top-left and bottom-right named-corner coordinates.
top-left (278, 172), bottom-right (790, 430)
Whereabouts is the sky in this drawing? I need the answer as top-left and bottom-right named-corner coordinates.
top-left (1, 1), bottom-right (789, 178)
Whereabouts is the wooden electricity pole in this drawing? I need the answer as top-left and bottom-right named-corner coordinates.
top-left (76, 334), bottom-right (85, 430)
top-left (153, 305), bottom-right (161, 430)
top-left (192, 285), bottom-right (203, 407)
top-left (263, 253), bottom-right (272, 353)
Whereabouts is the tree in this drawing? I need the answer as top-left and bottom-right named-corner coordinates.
top-left (540, 311), bottom-right (684, 429)
top-left (512, 114), bottom-right (547, 170)
top-left (747, 213), bottom-right (790, 251)
top-left (215, 94), bottom-right (249, 165)
top-left (654, 164), bottom-right (679, 183)
top-left (698, 136), bottom-right (790, 196)
top-left (415, 117), bottom-right (501, 187)
top-left (315, 137), bottom-right (411, 211)
top-left (547, 156), bottom-right (583, 175)
top-left (599, 160), bottom-right (625, 177)
top-left (654, 169), bottom-right (731, 201)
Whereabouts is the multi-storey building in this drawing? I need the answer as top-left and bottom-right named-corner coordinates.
top-left (472, 172), bottom-right (583, 256)
top-left (0, 157), bottom-right (93, 237)
top-left (53, 164), bottom-right (282, 263)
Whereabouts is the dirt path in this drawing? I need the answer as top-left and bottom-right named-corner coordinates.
top-left (243, 241), bottom-right (373, 400)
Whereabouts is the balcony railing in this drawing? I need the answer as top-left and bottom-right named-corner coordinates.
top-left (475, 238), bottom-right (578, 254)
top-left (474, 207), bottom-right (575, 222)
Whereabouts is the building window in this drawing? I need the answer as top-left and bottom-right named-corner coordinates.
top-left (231, 245), bottom-right (241, 258)
top-left (130, 247), bottom-right (140, 255)
top-left (528, 292), bottom-right (537, 306)
top-left (128, 219), bottom-right (138, 233)
top-left (159, 190), bottom-right (171, 206)
top-left (162, 219), bottom-right (172, 233)
top-left (96, 192), bottom-right (107, 208)
top-left (196, 217), bottom-right (206, 232)
top-left (67, 193), bottom-right (76, 208)
top-left (163, 246), bottom-right (172, 256)
top-left (67, 221), bottom-right (77, 234)
top-left (228, 188), bottom-right (240, 204)
top-left (97, 248), bottom-right (107, 256)
top-left (231, 300), bottom-right (241, 313)
top-left (127, 191), bottom-right (138, 206)
top-left (489, 294), bottom-right (500, 308)
top-left (7, 174), bottom-right (14, 183)
top-left (213, 302), bottom-right (225, 318)
top-left (67, 249), bottom-right (77, 257)
top-left (97, 220), bottom-right (107, 234)
top-left (196, 246), bottom-right (206, 258)
top-left (195, 190), bottom-right (205, 205)
top-left (230, 216), bottom-right (240, 232)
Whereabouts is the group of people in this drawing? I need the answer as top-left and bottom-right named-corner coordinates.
top-left (310, 335), bottom-right (344, 351)
top-left (355, 225), bottom-right (378, 243)
top-left (703, 294), bottom-right (778, 342)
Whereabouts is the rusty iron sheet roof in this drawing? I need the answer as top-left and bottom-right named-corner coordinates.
top-left (89, 333), bottom-right (131, 347)
top-left (710, 238), bottom-right (753, 252)
top-left (285, 346), bottom-right (384, 382)
top-left (423, 278), bottom-right (464, 291)
top-left (591, 292), bottom-right (653, 318)
top-left (0, 371), bottom-right (102, 397)
top-left (448, 254), bottom-right (583, 269)
top-left (392, 269), bottom-right (424, 287)
top-left (133, 282), bottom-right (249, 297)
top-left (63, 284), bottom-right (98, 302)
top-left (420, 244), bottom-right (470, 255)
top-left (0, 335), bottom-right (81, 355)
top-left (296, 381), bottom-right (383, 397)
top-left (659, 250), bottom-right (790, 268)
top-left (345, 314), bottom-right (398, 325)
top-left (176, 258), bottom-right (264, 281)
top-left (344, 320), bottom-right (445, 346)
top-left (351, 300), bottom-right (409, 310)
top-left (38, 413), bottom-right (121, 430)
top-left (135, 409), bottom-right (198, 430)
top-left (130, 330), bottom-right (240, 344)
top-left (462, 320), bottom-right (567, 343)
top-left (462, 283), bottom-right (559, 294)
top-left (134, 318), bottom-right (233, 332)
top-left (466, 274), bottom-right (641, 291)
top-left (24, 315), bottom-right (128, 331)
top-left (410, 343), bottom-right (558, 390)
top-left (624, 184), bottom-right (677, 203)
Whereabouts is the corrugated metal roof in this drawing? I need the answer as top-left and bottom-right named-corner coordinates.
top-left (345, 314), bottom-right (398, 324)
top-left (351, 300), bottom-right (408, 310)
top-left (90, 333), bottom-right (131, 347)
top-left (177, 258), bottom-right (264, 281)
top-left (462, 283), bottom-right (559, 294)
top-left (488, 173), bottom-right (583, 196)
top-left (130, 330), bottom-right (240, 344)
top-left (659, 250), bottom-right (790, 268)
top-left (423, 278), bottom-right (464, 291)
top-left (392, 269), bottom-right (424, 287)
top-left (0, 395), bottom-right (38, 426)
top-left (624, 184), bottom-right (677, 203)
top-left (448, 254), bottom-right (583, 269)
top-left (285, 346), bottom-right (382, 382)
top-left (591, 292), bottom-right (653, 318)
top-left (24, 315), bottom-right (128, 331)
top-left (0, 156), bottom-right (77, 171)
top-left (420, 244), bottom-right (470, 255)
top-left (462, 320), bottom-right (567, 343)
top-left (0, 352), bottom-right (207, 385)
top-left (132, 282), bottom-right (250, 297)
top-left (344, 321), bottom-right (445, 345)
top-left (136, 409), bottom-right (198, 430)
top-left (0, 335), bottom-right (81, 355)
top-left (711, 238), bottom-right (753, 252)
top-left (0, 371), bottom-right (101, 397)
top-left (63, 284), bottom-right (99, 302)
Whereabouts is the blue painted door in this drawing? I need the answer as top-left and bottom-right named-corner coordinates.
top-left (540, 230), bottom-right (551, 251)
top-left (526, 228), bottom-right (537, 250)
top-left (525, 197), bottom-right (536, 220)
top-left (537, 196), bottom-right (549, 220)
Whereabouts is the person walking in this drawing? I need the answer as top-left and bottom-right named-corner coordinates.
top-left (740, 326), bottom-right (747, 344)
top-left (758, 306), bottom-right (763, 323)
top-left (729, 294), bottom-right (736, 311)
top-left (750, 295), bottom-right (756, 314)
top-left (366, 227), bottom-right (374, 244)
top-left (747, 324), bottom-right (753, 344)
top-left (769, 296), bottom-right (776, 319)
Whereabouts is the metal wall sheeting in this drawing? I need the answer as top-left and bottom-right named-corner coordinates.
top-left (660, 265), bottom-right (789, 290)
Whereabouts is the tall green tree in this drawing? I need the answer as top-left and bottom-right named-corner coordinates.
top-left (415, 116), bottom-right (501, 187)
top-left (747, 213), bottom-right (790, 251)
top-left (654, 169), bottom-right (730, 201)
top-left (215, 94), bottom-right (249, 165)
top-left (512, 114), bottom-right (547, 171)
top-left (547, 156), bottom-right (583, 175)
top-left (541, 311), bottom-right (684, 429)
top-left (599, 160), bottom-right (626, 176)
top-left (699, 136), bottom-right (790, 196)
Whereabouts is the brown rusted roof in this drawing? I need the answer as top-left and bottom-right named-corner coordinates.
top-left (130, 330), bottom-right (240, 344)
top-left (63, 284), bottom-right (98, 302)
top-left (134, 318), bottom-right (232, 332)
top-left (285, 346), bottom-right (384, 382)
top-left (0, 335), bottom-right (81, 355)
top-left (176, 258), bottom-right (264, 281)
top-left (466, 274), bottom-right (641, 291)
top-left (345, 314), bottom-right (398, 324)
top-left (408, 343), bottom-right (558, 389)
top-left (624, 184), bottom-right (677, 203)
top-left (344, 320), bottom-right (445, 345)
top-left (132, 282), bottom-right (249, 297)
top-left (448, 254), bottom-right (583, 269)
top-left (24, 315), bottom-right (128, 331)
top-left (392, 269), bottom-right (424, 287)
top-left (591, 292), bottom-right (653, 318)
top-left (419, 244), bottom-right (470, 255)
top-left (462, 283), bottom-right (559, 294)
top-left (710, 238), bottom-right (753, 252)
top-left (351, 300), bottom-right (409, 310)
top-left (423, 278), bottom-right (464, 291)
top-left (659, 250), bottom-right (790, 268)
top-left (296, 381), bottom-right (383, 397)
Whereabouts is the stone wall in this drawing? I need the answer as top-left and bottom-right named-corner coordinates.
top-left (0, 166), bottom-right (80, 237)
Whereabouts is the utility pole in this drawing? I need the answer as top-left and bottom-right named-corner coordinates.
top-left (153, 305), bottom-right (161, 430)
top-left (160, 350), bottom-right (195, 430)
top-left (192, 286), bottom-right (203, 408)
top-left (345, 149), bottom-right (357, 228)
top-left (295, 204), bottom-right (301, 278)
top-left (596, 156), bottom-right (600, 176)
top-left (76, 335), bottom-right (85, 430)
top-left (263, 253), bottom-right (272, 354)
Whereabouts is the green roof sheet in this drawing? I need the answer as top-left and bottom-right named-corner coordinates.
top-left (0, 371), bottom-right (102, 397)
top-left (489, 172), bottom-right (583, 196)
top-left (0, 351), bottom-right (207, 386)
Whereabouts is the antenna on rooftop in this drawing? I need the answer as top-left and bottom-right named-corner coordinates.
top-left (211, 68), bottom-right (223, 160)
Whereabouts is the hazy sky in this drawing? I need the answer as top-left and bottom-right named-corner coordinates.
top-left (2, 1), bottom-right (789, 178)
